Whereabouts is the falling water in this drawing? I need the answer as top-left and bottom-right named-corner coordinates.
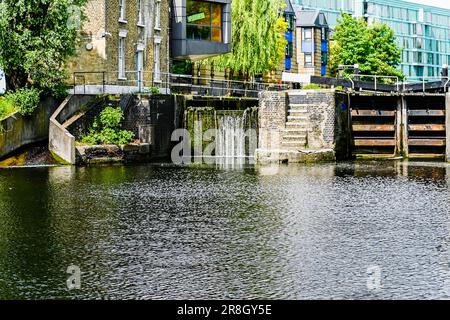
top-left (184, 107), bottom-right (258, 167)
top-left (216, 112), bottom-right (247, 168)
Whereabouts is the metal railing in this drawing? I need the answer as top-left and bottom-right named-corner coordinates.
top-left (345, 74), bottom-right (400, 91)
top-left (71, 71), bottom-right (289, 97)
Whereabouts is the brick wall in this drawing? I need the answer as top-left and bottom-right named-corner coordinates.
top-left (288, 90), bottom-right (336, 149)
top-left (66, 0), bottom-right (170, 86)
top-left (258, 91), bottom-right (288, 150)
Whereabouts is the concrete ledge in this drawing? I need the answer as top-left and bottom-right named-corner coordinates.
top-left (0, 97), bottom-right (57, 160)
top-left (76, 143), bottom-right (151, 165)
top-left (255, 148), bottom-right (336, 164)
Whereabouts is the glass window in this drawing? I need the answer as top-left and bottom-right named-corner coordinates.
top-left (187, 0), bottom-right (222, 42)
top-left (303, 28), bottom-right (312, 41)
top-left (137, 0), bottom-right (144, 25)
top-left (119, 0), bottom-right (126, 21)
top-left (155, 0), bottom-right (161, 29)
top-left (305, 53), bottom-right (313, 67)
top-left (118, 37), bottom-right (126, 79)
top-left (154, 42), bottom-right (161, 81)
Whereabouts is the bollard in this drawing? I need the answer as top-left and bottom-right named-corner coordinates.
top-left (338, 65), bottom-right (344, 79)
top-left (442, 64), bottom-right (449, 79)
top-left (354, 64), bottom-right (360, 82)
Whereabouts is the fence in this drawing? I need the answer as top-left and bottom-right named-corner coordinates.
top-left (71, 71), bottom-right (289, 97)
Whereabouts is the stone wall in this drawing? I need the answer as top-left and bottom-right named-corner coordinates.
top-left (288, 89), bottom-right (335, 150)
top-left (0, 97), bottom-right (58, 160)
top-left (256, 89), bottom-right (351, 164)
top-left (257, 91), bottom-right (288, 152)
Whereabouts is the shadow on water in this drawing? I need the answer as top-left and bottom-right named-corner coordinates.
top-left (1, 160), bottom-right (450, 299)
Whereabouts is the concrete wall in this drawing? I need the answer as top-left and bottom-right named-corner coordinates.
top-left (0, 97), bottom-right (58, 159)
top-left (49, 95), bottom-right (99, 164)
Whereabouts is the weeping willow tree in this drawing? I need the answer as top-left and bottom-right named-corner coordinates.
top-left (206, 0), bottom-right (287, 80)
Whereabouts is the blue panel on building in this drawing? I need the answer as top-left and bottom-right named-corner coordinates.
top-left (285, 57), bottom-right (292, 71)
top-left (321, 41), bottom-right (328, 52)
top-left (321, 65), bottom-right (326, 76)
top-left (285, 31), bottom-right (293, 42)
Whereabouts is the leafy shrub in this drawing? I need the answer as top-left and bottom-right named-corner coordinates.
top-left (81, 107), bottom-right (135, 145)
top-left (150, 87), bottom-right (160, 95)
top-left (302, 84), bottom-right (321, 90)
top-left (0, 95), bottom-right (16, 119)
top-left (99, 106), bottom-right (123, 128)
top-left (50, 84), bottom-right (70, 100)
top-left (6, 88), bottom-right (41, 116)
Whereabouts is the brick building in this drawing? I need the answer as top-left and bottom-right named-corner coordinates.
top-left (296, 10), bottom-right (329, 77)
top-left (66, 0), bottom-right (170, 88)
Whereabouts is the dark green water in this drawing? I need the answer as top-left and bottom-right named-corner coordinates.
top-left (1, 161), bottom-right (450, 299)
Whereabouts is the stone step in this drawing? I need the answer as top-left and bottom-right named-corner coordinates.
top-left (286, 122), bottom-right (307, 127)
top-left (283, 134), bottom-right (307, 141)
top-left (289, 103), bottom-right (316, 109)
top-left (283, 128), bottom-right (307, 133)
top-left (288, 109), bottom-right (308, 115)
top-left (281, 141), bottom-right (306, 148)
top-left (287, 115), bottom-right (308, 121)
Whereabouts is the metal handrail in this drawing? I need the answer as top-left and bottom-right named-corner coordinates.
top-left (347, 74), bottom-right (400, 91)
top-left (71, 70), bottom-right (289, 97)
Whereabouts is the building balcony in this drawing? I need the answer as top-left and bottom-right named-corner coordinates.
top-left (171, 0), bottom-right (231, 60)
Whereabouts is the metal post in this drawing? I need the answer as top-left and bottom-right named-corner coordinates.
top-left (374, 76), bottom-right (377, 91)
top-left (442, 64), bottom-right (449, 81)
top-left (102, 72), bottom-right (106, 94)
top-left (354, 64), bottom-right (360, 82)
top-left (138, 69), bottom-right (142, 93)
top-left (338, 65), bottom-right (344, 79)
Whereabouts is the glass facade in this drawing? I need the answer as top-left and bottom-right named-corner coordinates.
top-left (186, 0), bottom-right (222, 42)
top-left (293, 0), bottom-right (450, 78)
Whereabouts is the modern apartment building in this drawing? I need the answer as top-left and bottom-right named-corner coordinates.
top-left (293, 0), bottom-right (450, 78)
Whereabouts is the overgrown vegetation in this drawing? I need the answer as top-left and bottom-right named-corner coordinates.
top-left (302, 84), bottom-right (322, 90)
top-left (0, 88), bottom-right (41, 118)
top-left (82, 107), bottom-right (135, 145)
top-left (328, 13), bottom-right (404, 81)
top-left (0, 96), bottom-right (14, 119)
top-left (0, 0), bottom-right (87, 94)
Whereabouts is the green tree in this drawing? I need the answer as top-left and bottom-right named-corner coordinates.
top-left (207, 0), bottom-right (288, 78)
top-left (329, 13), bottom-right (403, 81)
top-left (366, 22), bottom-right (403, 79)
top-left (0, 0), bottom-right (87, 93)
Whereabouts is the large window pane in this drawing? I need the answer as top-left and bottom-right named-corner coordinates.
top-left (186, 0), bottom-right (222, 42)
top-left (187, 25), bottom-right (211, 40)
top-left (211, 3), bottom-right (222, 27)
top-left (187, 1), bottom-right (210, 25)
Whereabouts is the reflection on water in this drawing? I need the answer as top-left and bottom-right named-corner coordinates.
top-left (1, 160), bottom-right (450, 299)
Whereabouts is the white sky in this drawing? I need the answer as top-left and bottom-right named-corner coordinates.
top-left (405, 0), bottom-right (450, 9)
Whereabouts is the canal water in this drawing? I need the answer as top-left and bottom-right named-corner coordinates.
top-left (1, 161), bottom-right (450, 299)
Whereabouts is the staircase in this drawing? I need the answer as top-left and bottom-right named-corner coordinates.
top-left (281, 103), bottom-right (309, 149)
